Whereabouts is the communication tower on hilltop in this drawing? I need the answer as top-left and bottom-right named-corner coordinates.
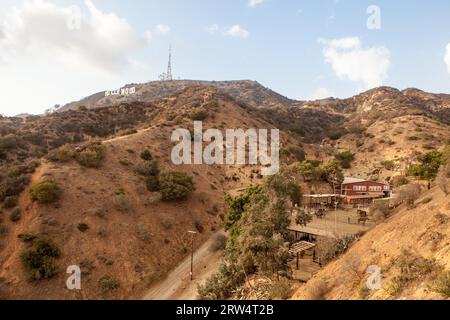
top-left (159, 45), bottom-right (173, 81)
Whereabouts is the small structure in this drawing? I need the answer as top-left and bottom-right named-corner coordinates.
top-left (288, 225), bottom-right (336, 241)
top-left (303, 194), bottom-right (340, 209)
top-left (289, 241), bottom-right (316, 270)
top-left (340, 177), bottom-right (391, 206)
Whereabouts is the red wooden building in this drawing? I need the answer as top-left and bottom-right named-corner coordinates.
top-left (340, 177), bottom-right (392, 206)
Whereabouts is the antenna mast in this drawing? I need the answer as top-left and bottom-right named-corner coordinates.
top-left (166, 45), bottom-right (173, 81)
top-left (159, 45), bottom-right (173, 81)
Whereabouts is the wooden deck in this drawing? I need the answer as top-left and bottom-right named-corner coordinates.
top-left (288, 258), bottom-right (321, 282)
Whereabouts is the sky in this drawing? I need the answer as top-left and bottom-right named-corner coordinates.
top-left (0, 0), bottom-right (449, 116)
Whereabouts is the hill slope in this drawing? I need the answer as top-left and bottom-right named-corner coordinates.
top-left (0, 86), bottom-right (304, 299)
top-left (60, 80), bottom-right (296, 112)
top-left (292, 185), bottom-right (450, 300)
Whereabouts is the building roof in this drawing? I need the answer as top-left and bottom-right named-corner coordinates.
top-left (303, 194), bottom-right (339, 198)
top-left (342, 177), bottom-right (367, 185)
top-left (345, 194), bottom-right (385, 200)
top-left (342, 177), bottom-right (388, 186)
top-left (289, 241), bottom-right (316, 255)
top-left (288, 225), bottom-right (336, 238)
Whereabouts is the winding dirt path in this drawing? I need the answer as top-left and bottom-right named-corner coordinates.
top-left (143, 230), bottom-right (226, 300)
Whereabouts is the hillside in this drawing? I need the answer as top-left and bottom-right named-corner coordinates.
top-left (292, 184), bottom-right (450, 300)
top-left (0, 81), bottom-right (449, 300)
top-left (60, 80), bottom-right (295, 112)
top-left (0, 86), bottom-right (305, 299)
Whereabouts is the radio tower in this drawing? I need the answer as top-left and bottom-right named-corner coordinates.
top-left (166, 45), bottom-right (173, 81)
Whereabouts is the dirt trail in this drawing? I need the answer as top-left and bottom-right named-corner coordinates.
top-left (143, 230), bottom-right (226, 300)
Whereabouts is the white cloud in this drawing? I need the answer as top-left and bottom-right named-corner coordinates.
top-left (0, 0), bottom-right (151, 115)
top-left (205, 24), bottom-right (219, 34)
top-left (248, 0), bottom-right (265, 8)
top-left (311, 88), bottom-right (334, 100)
top-left (144, 24), bottom-right (171, 42)
top-left (0, 0), bottom-right (144, 71)
top-left (205, 24), bottom-right (249, 39)
top-left (319, 37), bottom-right (390, 88)
top-left (224, 25), bottom-right (249, 39)
top-left (155, 24), bottom-right (170, 36)
top-left (445, 43), bottom-right (450, 74)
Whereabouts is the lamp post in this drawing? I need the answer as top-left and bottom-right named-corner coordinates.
top-left (187, 230), bottom-right (197, 281)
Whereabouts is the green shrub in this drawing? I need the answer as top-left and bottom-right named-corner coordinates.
top-left (113, 193), bottom-right (131, 212)
top-left (98, 276), bottom-right (120, 294)
top-left (385, 277), bottom-right (404, 297)
top-left (268, 279), bottom-right (292, 300)
top-left (159, 171), bottom-right (195, 201)
top-left (145, 176), bottom-right (160, 192)
top-left (0, 134), bottom-right (18, 150)
top-left (386, 250), bottom-right (436, 297)
top-left (140, 150), bottom-right (152, 161)
top-left (335, 151), bottom-right (355, 169)
top-left (358, 285), bottom-right (371, 300)
top-left (18, 233), bottom-right (37, 243)
top-left (77, 223), bottom-right (89, 232)
top-left (195, 220), bottom-right (204, 233)
top-left (10, 208), bottom-right (21, 223)
top-left (392, 176), bottom-right (409, 187)
top-left (136, 160), bottom-right (160, 177)
top-left (288, 147), bottom-right (306, 162)
top-left (188, 108), bottom-right (208, 121)
top-left (209, 234), bottom-right (227, 252)
top-left (76, 143), bottom-right (106, 168)
top-left (47, 144), bottom-right (75, 163)
top-left (0, 173), bottom-right (32, 200)
top-left (3, 196), bottom-right (18, 208)
top-left (119, 159), bottom-right (131, 166)
top-left (381, 160), bottom-right (396, 170)
top-left (30, 180), bottom-right (62, 204)
top-left (144, 272), bottom-right (160, 287)
top-left (20, 236), bottom-right (60, 281)
top-left (431, 271), bottom-right (450, 298)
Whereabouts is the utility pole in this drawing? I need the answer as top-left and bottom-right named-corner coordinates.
top-left (187, 230), bottom-right (197, 281)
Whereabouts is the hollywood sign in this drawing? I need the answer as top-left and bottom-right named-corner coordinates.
top-left (105, 87), bottom-right (136, 97)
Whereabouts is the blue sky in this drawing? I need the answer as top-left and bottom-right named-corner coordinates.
top-left (0, 0), bottom-right (449, 115)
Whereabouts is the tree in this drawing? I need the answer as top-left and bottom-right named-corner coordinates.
top-left (199, 177), bottom-right (293, 300)
top-left (224, 186), bottom-right (263, 230)
top-left (292, 161), bottom-right (316, 182)
top-left (295, 209), bottom-right (312, 227)
top-left (318, 161), bottom-right (344, 185)
top-left (267, 175), bottom-right (302, 206)
top-left (406, 150), bottom-right (445, 179)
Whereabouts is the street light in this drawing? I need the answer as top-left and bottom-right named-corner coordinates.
top-left (187, 230), bottom-right (197, 281)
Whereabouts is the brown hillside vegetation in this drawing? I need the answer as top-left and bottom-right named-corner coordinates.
top-left (0, 81), bottom-right (449, 300)
top-left (0, 86), bottom-right (304, 299)
top-left (292, 185), bottom-right (450, 300)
